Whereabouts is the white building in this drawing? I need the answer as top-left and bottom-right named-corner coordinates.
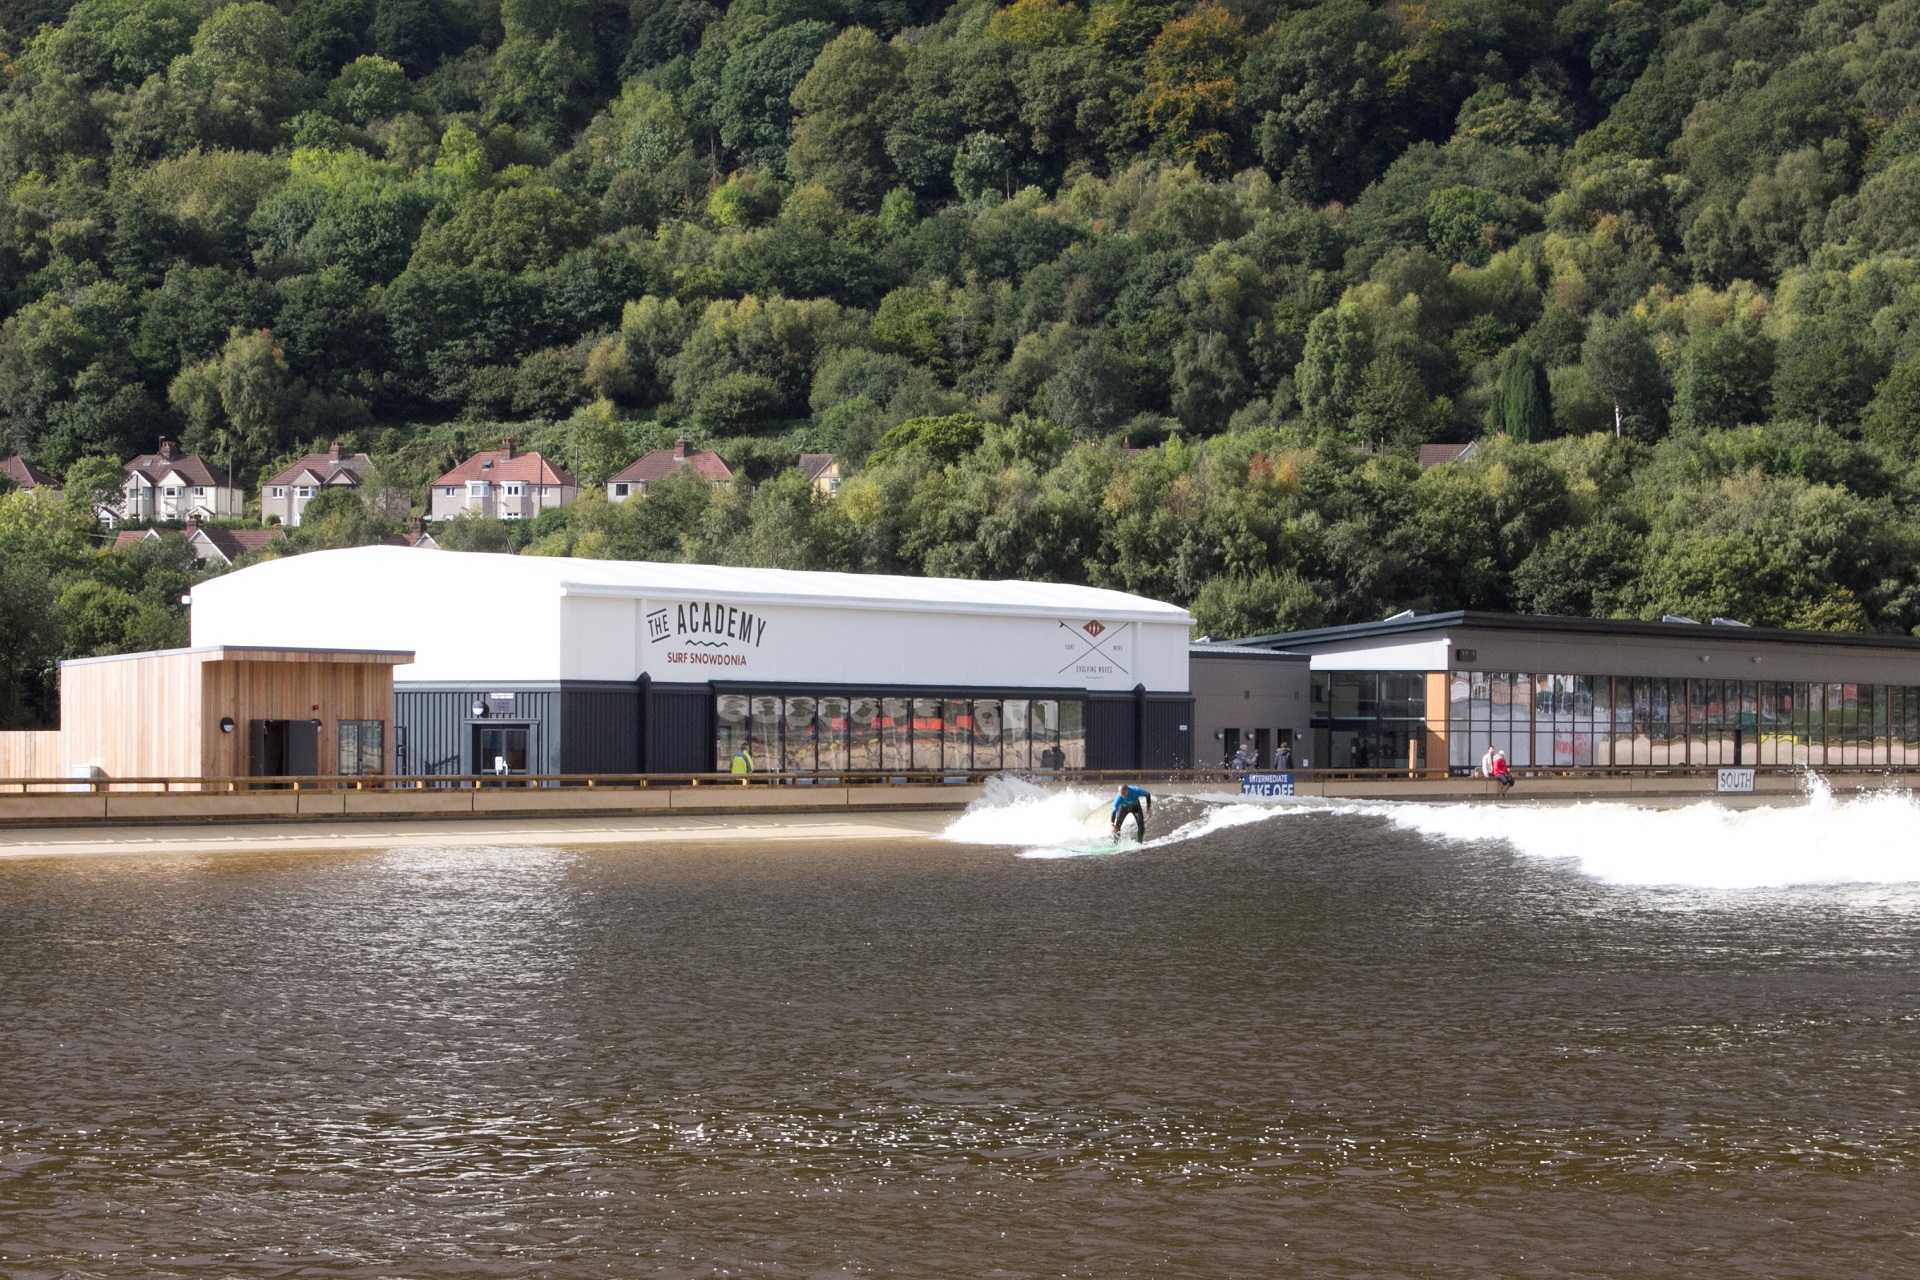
top-left (428, 441), bottom-right (577, 521)
top-left (111, 440), bottom-right (244, 526)
top-left (190, 546), bottom-right (1195, 776)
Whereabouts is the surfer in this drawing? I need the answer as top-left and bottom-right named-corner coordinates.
top-left (1111, 783), bottom-right (1152, 842)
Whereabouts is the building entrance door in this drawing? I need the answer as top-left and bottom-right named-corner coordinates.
top-left (475, 725), bottom-right (531, 777)
top-left (249, 719), bottom-right (319, 778)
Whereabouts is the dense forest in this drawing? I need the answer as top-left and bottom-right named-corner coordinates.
top-left (5, 0), bottom-right (1920, 726)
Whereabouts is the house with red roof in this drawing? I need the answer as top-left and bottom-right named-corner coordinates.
top-left (261, 440), bottom-right (374, 527)
top-left (607, 437), bottom-right (733, 502)
top-left (110, 439), bottom-right (244, 526)
top-left (110, 518), bottom-right (288, 565)
top-left (428, 440), bottom-right (577, 522)
top-left (187, 523), bottom-right (288, 565)
top-left (1, 455), bottom-right (61, 501)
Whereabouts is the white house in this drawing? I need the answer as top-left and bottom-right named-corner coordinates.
top-left (429, 441), bottom-right (577, 521)
top-left (110, 440), bottom-right (244, 526)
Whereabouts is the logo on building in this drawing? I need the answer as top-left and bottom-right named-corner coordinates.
top-left (654, 600), bottom-right (771, 668)
top-left (1059, 619), bottom-right (1128, 678)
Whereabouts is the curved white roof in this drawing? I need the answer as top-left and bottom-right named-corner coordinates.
top-left (202, 545), bottom-right (1192, 623)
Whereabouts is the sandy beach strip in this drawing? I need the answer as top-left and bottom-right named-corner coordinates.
top-left (0, 809), bottom-right (955, 860)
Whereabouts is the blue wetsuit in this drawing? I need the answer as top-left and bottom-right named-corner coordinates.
top-left (1111, 785), bottom-right (1152, 841)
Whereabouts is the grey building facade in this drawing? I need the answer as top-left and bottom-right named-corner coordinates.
top-left (1212, 611), bottom-right (1920, 773)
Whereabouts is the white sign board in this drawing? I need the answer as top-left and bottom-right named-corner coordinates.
top-left (1241, 772), bottom-right (1295, 797)
top-left (1717, 768), bottom-right (1755, 793)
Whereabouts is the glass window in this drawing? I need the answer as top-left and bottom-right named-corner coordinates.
top-left (1031, 700), bottom-right (1061, 770)
top-left (782, 696), bottom-right (816, 772)
top-left (880, 697), bottom-right (911, 772)
top-left (971, 698), bottom-right (1002, 771)
top-left (715, 693), bottom-right (750, 770)
top-left (338, 721), bottom-right (383, 775)
top-left (816, 696), bottom-right (848, 772)
top-left (910, 698), bottom-right (943, 770)
top-left (943, 699), bottom-right (970, 771)
top-left (847, 696), bottom-right (881, 770)
top-left (750, 696), bottom-right (781, 770)
top-left (1058, 699), bottom-right (1086, 769)
top-left (1002, 700), bottom-right (1030, 770)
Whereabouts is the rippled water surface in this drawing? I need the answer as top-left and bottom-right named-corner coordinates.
top-left (3, 798), bottom-right (1919, 1276)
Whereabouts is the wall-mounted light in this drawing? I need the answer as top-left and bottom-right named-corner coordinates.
top-left (471, 699), bottom-right (488, 717)
top-left (219, 716), bottom-right (235, 734)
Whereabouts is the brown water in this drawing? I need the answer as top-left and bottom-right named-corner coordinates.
top-left (1, 811), bottom-right (1917, 1277)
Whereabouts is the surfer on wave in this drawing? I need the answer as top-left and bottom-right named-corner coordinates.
top-left (1111, 783), bottom-right (1152, 842)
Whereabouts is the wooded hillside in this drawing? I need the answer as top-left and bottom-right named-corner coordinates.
top-left (4, 0), bottom-right (1920, 726)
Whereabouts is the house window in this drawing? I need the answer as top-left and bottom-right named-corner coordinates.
top-left (466, 481), bottom-right (488, 496)
top-left (338, 721), bottom-right (384, 775)
top-left (612, 483), bottom-right (629, 497)
top-left (443, 487), bottom-right (457, 496)
top-left (504, 483), bottom-right (522, 496)
top-left (296, 486), bottom-right (313, 498)
top-left (501, 511), bottom-right (522, 520)
top-left (166, 487), bottom-right (180, 497)
top-left (195, 487), bottom-right (205, 496)
top-left (271, 487), bottom-right (285, 498)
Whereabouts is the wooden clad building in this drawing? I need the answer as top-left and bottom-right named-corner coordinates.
top-left (59, 646), bottom-right (413, 782)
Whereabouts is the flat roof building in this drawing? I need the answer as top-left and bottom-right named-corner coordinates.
top-left (189, 547), bottom-right (1196, 777)
top-left (1209, 611), bottom-right (1920, 773)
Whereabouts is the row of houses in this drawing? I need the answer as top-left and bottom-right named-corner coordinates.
top-left (1, 438), bottom-right (845, 530)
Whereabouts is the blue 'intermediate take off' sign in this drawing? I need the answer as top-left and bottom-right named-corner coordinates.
top-left (1241, 772), bottom-right (1295, 797)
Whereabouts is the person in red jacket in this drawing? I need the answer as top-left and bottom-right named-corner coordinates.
top-left (1490, 750), bottom-right (1513, 799)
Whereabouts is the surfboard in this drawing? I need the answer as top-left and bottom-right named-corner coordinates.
top-left (1066, 838), bottom-right (1139, 855)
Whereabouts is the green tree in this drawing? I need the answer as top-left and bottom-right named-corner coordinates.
top-left (1189, 568), bottom-right (1323, 640)
top-left (434, 514), bottom-right (513, 552)
top-left (787, 27), bottom-right (907, 209)
top-left (1351, 353), bottom-right (1432, 450)
top-left (1242, 0), bottom-right (1397, 202)
top-left (0, 544), bottom-right (62, 727)
top-left (1861, 352), bottom-right (1920, 459)
top-left (1296, 308), bottom-right (1371, 428)
top-left (868, 414), bottom-right (990, 467)
top-left (290, 486), bottom-right (395, 549)
top-left (1671, 327), bottom-right (1771, 433)
top-left (1487, 347), bottom-right (1552, 443)
top-left (1582, 314), bottom-right (1665, 440)
top-left (1142, 1), bottom-right (1242, 173)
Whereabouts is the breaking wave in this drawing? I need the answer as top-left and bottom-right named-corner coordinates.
top-left (943, 774), bottom-right (1920, 886)
top-left (940, 776), bottom-right (1306, 859)
top-left (1379, 776), bottom-right (1920, 888)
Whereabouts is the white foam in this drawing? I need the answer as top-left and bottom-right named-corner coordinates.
top-left (945, 774), bottom-right (1920, 887)
top-left (942, 776), bottom-right (1305, 858)
top-left (1379, 779), bottom-right (1920, 888)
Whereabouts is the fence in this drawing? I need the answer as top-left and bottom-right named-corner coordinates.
top-left (3, 762), bottom-right (1918, 796)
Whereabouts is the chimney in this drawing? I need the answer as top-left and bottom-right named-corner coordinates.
top-left (328, 439), bottom-right (342, 461)
top-left (158, 439), bottom-right (175, 461)
top-left (187, 513), bottom-right (201, 530)
top-left (674, 436), bottom-right (690, 460)
top-left (502, 438), bottom-right (515, 460)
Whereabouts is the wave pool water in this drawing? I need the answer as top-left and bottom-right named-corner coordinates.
top-left (945, 774), bottom-right (1920, 887)
top-left (4, 785), bottom-right (1920, 1276)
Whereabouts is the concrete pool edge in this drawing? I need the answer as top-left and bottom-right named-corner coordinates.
top-left (0, 809), bottom-right (962, 860)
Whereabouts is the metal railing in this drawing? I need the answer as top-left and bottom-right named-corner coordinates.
top-left (2, 763), bottom-right (1912, 796)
